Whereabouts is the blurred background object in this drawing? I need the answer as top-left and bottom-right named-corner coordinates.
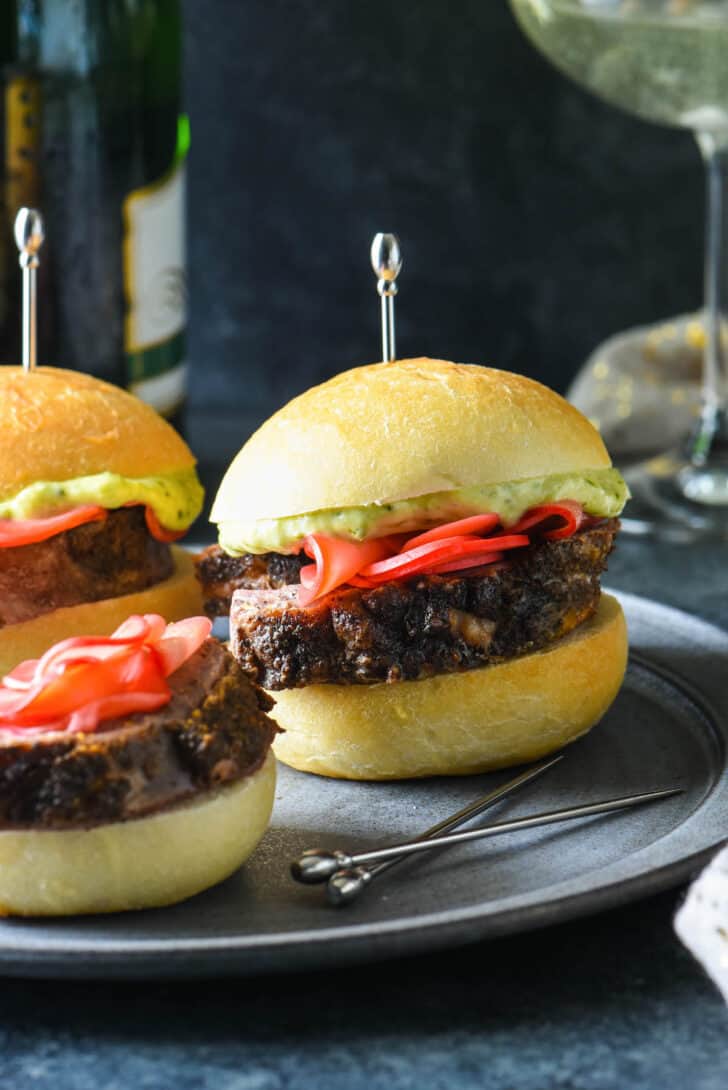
top-left (567, 313), bottom-right (705, 464)
top-left (0, 0), bottom-right (186, 420)
top-left (510, 0), bottom-right (728, 539)
top-left (182, 0), bottom-right (703, 439)
top-left (1, 1), bottom-right (715, 517)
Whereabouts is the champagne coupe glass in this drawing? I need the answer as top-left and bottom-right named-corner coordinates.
top-left (509, 0), bottom-right (728, 539)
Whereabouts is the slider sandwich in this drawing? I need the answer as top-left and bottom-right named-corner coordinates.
top-left (0, 613), bottom-right (277, 915)
top-left (0, 367), bottom-right (205, 674)
top-left (199, 358), bottom-right (629, 780)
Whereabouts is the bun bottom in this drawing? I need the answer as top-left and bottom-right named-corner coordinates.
top-left (272, 593), bottom-right (628, 780)
top-left (0, 546), bottom-right (203, 678)
top-left (0, 751), bottom-right (276, 916)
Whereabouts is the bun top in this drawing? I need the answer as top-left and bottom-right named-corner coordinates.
top-left (212, 358), bottom-right (612, 523)
top-left (0, 367), bottom-right (196, 496)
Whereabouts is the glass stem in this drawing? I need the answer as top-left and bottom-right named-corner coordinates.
top-left (690, 132), bottom-right (728, 467)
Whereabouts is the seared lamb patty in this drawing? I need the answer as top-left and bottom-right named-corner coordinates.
top-left (0, 639), bottom-right (277, 830)
top-left (196, 545), bottom-right (305, 616)
top-left (0, 507), bottom-right (173, 627)
top-left (230, 521), bottom-right (618, 689)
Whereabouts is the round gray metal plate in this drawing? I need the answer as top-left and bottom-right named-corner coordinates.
top-left (0, 590), bottom-right (726, 979)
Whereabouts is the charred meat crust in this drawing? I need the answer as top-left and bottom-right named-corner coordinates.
top-left (0, 640), bottom-right (278, 831)
top-left (195, 545), bottom-right (305, 616)
top-left (0, 507), bottom-right (173, 627)
top-left (230, 522), bottom-right (619, 689)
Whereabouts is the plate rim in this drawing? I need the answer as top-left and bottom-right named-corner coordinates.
top-left (1, 589), bottom-right (727, 978)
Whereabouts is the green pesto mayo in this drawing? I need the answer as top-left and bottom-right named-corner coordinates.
top-left (0, 467), bottom-right (204, 532)
top-left (218, 467), bottom-right (629, 556)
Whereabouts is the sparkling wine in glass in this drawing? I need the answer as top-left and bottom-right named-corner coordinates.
top-left (510, 0), bottom-right (728, 539)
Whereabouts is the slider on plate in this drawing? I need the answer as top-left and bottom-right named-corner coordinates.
top-left (0, 367), bottom-right (205, 675)
top-left (198, 357), bottom-right (629, 780)
top-left (0, 613), bottom-right (278, 915)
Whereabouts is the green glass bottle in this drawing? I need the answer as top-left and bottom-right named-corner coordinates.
top-left (0, 0), bottom-right (187, 420)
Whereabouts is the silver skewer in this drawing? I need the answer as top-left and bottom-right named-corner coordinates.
top-left (292, 754), bottom-right (563, 888)
top-left (294, 784), bottom-right (683, 907)
top-left (337, 786), bottom-right (683, 867)
top-left (370, 232), bottom-right (402, 362)
top-left (14, 208), bottom-right (45, 373)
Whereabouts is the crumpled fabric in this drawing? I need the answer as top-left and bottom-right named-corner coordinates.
top-left (675, 843), bottom-right (728, 1004)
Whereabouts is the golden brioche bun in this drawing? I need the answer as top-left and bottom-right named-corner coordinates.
top-left (211, 358), bottom-right (612, 523)
top-left (0, 752), bottom-right (276, 916)
top-left (0, 366), bottom-right (195, 499)
top-left (272, 594), bottom-right (627, 780)
top-left (0, 546), bottom-right (203, 677)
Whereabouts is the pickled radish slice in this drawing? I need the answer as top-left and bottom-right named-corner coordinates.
top-left (427, 551), bottom-right (504, 574)
top-left (0, 506), bottom-right (107, 548)
top-left (0, 503), bottom-right (186, 549)
top-left (294, 503), bottom-right (588, 603)
top-left (0, 614), bottom-right (212, 735)
top-left (509, 501), bottom-right (585, 540)
top-left (358, 535), bottom-right (529, 583)
top-left (155, 616), bottom-right (214, 675)
top-left (297, 534), bottom-right (397, 606)
top-left (144, 506), bottom-right (187, 542)
top-left (403, 513), bottom-right (501, 550)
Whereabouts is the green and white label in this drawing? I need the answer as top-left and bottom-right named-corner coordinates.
top-left (123, 122), bottom-right (188, 417)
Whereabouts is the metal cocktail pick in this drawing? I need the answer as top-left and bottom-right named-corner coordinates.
top-left (292, 754), bottom-right (562, 891)
top-left (14, 207), bottom-right (45, 373)
top-left (370, 232), bottom-right (402, 362)
top-left (292, 779), bottom-right (683, 907)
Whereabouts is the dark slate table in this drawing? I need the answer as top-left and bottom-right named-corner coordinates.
top-left (2, 442), bottom-right (727, 1088)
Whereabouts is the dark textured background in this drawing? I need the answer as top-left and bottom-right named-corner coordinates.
top-left (184, 0), bottom-right (703, 428)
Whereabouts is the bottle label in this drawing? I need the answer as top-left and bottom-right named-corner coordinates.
top-left (2, 75), bottom-right (42, 334)
top-left (123, 141), bottom-right (187, 417)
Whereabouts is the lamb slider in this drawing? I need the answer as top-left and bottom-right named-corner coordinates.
top-left (0, 366), bottom-right (205, 675)
top-left (200, 357), bottom-right (629, 780)
top-left (0, 614), bottom-right (277, 915)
